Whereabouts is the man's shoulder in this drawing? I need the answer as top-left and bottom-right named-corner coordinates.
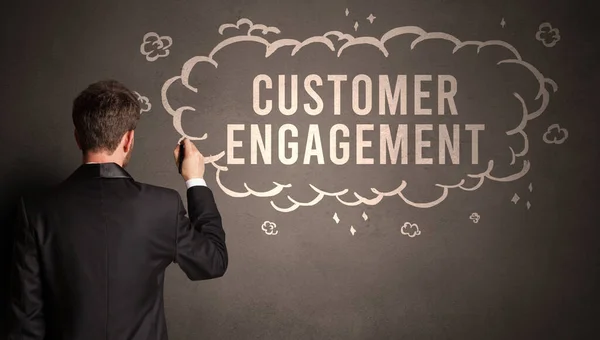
top-left (19, 181), bottom-right (63, 208)
top-left (22, 179), bottom-right (182, 212)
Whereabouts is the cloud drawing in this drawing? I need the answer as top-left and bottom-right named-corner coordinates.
top-left (161, 18), bottom-right (558, 212)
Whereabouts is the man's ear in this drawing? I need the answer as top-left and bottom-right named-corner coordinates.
top-left (123, 130), bottom-right (135, 152)
top-left (74, 129), bottom-right (82, 150)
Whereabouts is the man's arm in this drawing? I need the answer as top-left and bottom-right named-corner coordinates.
top-left (174, 186), bottom-right (228, 280)
top-left (8, 197), bottom-right (45, 339)
top-left (172, 139), bottom-right (227, 280)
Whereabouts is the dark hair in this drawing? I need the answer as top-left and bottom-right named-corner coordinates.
top-left (72, 80), bottom-right (141, 153)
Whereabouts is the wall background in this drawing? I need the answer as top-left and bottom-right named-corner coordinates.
top-left (1, 0), bottom-right (598, 339)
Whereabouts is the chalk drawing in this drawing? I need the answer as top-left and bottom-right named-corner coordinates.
top-left (133, 91), bottom-right (151, 113)
top-left (536, 23), bottom-right (560, 47)
top-left (511, 193), bottom-right (520, 204)
top-left (362, 211), bottom-right (368, 221)
top-left (367, 14), bottom-right (376, 24)
top-left (140, 32), bottom-right (173, 61)
top-left (350, 225), bottom-right (356, 235)
top-left (161, 18), bottom-right (557, 212)
top-left (543, 124), bottom-right (568, 144)
top-left (401, 222), bottom-right (421, 238)
top-left (333, 212), bottom-right (340, 224)
top-left (501, 18), bottom-right (506, 28)
top-left (469, 212), bottom-right (481, 223)
top-left (261, 221), bottom-right (278, 235)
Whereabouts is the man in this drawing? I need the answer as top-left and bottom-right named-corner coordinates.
top-left (8, 80), bottom-right (228, 340)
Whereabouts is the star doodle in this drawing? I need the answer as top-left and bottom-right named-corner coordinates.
top-left (511, 193), bottom-right (520, 204)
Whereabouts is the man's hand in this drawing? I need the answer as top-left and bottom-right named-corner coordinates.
top-left (173, 138), bottom-right (205, 181)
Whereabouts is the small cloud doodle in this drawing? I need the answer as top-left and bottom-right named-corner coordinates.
top-left (469, 212), bottom-right (481, 223)
top-left (261, 220), bottom-right (278, 235)
top-left (140, 32), bottom-right (172, 61)
top-left (536, 23), bottom-right (560, 47)
top-left (133, 91), bottom-right (151, 113)
top-left (543, 124), bottom-right (568, 144)
top-left (400, 222), bottom-right (421, 238)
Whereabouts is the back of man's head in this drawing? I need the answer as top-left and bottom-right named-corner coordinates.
top-left (72, 80), bottom-right (140, 154)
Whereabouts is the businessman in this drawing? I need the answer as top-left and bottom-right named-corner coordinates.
top-left (8, 80), bottom-right (228, 340)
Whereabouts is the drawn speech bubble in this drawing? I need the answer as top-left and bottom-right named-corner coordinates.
top-left (161, 18), bottom-right (558, 212)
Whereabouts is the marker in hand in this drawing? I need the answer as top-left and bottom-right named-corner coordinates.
top-left (178, 141), bottom-right (184, 174)
top-left (174, 138), bottom-right (206, 181)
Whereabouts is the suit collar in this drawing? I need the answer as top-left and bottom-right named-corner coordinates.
top-left (68, 162), bottom-right (133, 180)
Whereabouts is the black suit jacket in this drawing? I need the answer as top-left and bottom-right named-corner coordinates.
top-left (8, 163), bottom-right (228, 340)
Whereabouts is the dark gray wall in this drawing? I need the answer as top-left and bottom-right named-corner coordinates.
top-left (1, 0), bottom-right (598, 339)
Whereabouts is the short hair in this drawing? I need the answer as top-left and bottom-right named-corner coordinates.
top-left (72, 80), bottom-right (141, 153)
